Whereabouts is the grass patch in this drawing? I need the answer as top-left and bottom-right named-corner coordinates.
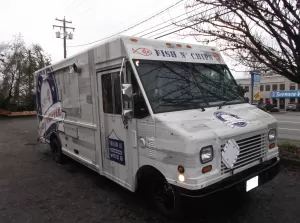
top-left (270, 108), bottom-right (280, 112)
top-left (279, 142), bottom-right (300, 162)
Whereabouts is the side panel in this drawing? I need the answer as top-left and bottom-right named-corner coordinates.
top-left (35, 52), bottom-right (99, 171)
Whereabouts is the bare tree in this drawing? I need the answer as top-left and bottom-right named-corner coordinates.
top-left (0, 34), bottom-right (51, 111)
top-left (176, 0), bottom-right (300, 83)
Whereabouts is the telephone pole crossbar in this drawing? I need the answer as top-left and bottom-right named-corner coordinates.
top-left (53, 17), bottom-right (75, 59)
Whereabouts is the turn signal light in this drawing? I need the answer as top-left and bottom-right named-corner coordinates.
top-left (202, 165), bottom-right (212, 174)
top-left (269, 143), bottom-right (275, 149)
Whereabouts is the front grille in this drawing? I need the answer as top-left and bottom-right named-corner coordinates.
top-left (221, 134), bottom-right (267, 174)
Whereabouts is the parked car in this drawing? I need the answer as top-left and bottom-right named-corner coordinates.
top-left (257, 103), bottom-right (275, 111)
top-left (286, 103), bottom-right (300, 111)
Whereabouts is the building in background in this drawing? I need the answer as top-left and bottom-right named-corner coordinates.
top-left (236, 75), bottom-right (300, 109)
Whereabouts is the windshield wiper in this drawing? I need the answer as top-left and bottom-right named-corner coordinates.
top-left (218, 95), bottom-right (243, 109)
top-left (218, 100), bottom-right (229, 109)
top-left (159, 103), bottom-right (206, 111)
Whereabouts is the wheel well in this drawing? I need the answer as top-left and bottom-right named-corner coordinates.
top-left (135, 165), bottom-right (165, 191)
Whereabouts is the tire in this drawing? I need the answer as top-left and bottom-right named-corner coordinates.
top-left (150, 178), bottom-right (183, 219)
top-left (50, 137), bottom-right (65, 164)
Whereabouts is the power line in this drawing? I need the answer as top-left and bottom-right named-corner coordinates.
top-left (133, 4), bottom-right (204, 37)
top-left (68, 0), bottom-right (185, 48)
top-left (154, 21), bottom-right (202, 39)
top-left (124, 0), bottom-right (186, 29)
top-left (139, 6), bottom-right (217, 38)
top-left (147, 26), bottom-right (181, 39)
top-left (145, 6), bottom-right (217, 39)
top-left (153, 8), bottom-right (231, 39)
top-left (66, 0), bottom-right (78, 11)
top-left (74, 0), bottom-right (86, 9)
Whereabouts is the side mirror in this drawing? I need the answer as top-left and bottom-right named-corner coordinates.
top-left (123, 109), bottom-right (133, 119)
top-left (122, 84), bottom-right (133, 99)
top-left (122, 109), bottom-right (133, 129)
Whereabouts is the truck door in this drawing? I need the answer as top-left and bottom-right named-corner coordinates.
top-left (97, 67), bottom-right (137, 191)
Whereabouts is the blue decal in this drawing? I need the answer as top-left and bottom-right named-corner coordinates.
top-left (250, 72), bottom-right (261, 104)
top-left (108, 138), bottom-right (125, 165)
top-left (270, 90), bottom-right (300, 98)
top-left (36, 67), bottom-right (57, 121)
top-left (214, 111), bottom-right (248, 127)
top-left (35, 66), bottom-right (65, 141)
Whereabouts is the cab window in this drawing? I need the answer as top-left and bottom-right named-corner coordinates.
top-left (101, 72), bottom-right (122, 114)
top-left (127, 63), bottom-right (150, 119)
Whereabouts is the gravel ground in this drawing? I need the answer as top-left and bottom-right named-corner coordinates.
top-left (0, 117), bottom-right (300, 223)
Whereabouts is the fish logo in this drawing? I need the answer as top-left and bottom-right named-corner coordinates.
top-left (132, 48), bottom-right (152, 56)
top-left (214, 111), bottom-right (249, 128)
top-left (212, 52), bottom-right (221, 63)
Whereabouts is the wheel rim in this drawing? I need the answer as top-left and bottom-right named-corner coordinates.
top-left (154, 181), bottom-right (175, 211)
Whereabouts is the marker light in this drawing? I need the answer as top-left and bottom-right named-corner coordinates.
top-left (178, 165), bottom-right (185, 174)
top-left (130, 38), bottom-right (137, 42)
top-left (166, 43), bottom-right (172, 47)
top-left (178, 174), bottom-right (185, 182)
top-left (176, 44), bottom-right (182, 47)
top-left (202, 165), bottom-right (212, 174)
top-left (269, 143), bottom-right (275, 149)
top-left (186, 45), bottom-right (192, 48)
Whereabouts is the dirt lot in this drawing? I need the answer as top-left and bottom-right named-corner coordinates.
top-left (0, 117), bottom-right (300, 223)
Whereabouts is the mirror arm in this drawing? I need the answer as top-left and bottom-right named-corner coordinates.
top-left (119, 58), bottom-right (127, 128)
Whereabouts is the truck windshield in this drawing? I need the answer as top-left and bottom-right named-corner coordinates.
top-left (133, 59), bottom-right (245, 114)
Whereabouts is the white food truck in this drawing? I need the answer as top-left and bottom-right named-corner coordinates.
top-left (35, 36), bottom-right (280, 217)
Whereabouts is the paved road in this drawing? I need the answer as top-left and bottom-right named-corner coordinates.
top-left (271, 112), bottom-right (300, 141)
top-left (0, 117), bottom-right (300, 223)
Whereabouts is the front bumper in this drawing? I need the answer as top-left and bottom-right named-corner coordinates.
top-left (173, 157), bottom-right (280, 198)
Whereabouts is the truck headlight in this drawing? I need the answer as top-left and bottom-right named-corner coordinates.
top-left (268, 129), bottom-right (276, 141)
top-left (200, 146), bottom-right (214, 163)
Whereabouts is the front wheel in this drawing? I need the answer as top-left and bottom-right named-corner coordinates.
top-left (150, 179), bottom-right (183, 219)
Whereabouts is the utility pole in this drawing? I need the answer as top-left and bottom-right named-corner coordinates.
top-left (53, 17), bottom-right (75, 59)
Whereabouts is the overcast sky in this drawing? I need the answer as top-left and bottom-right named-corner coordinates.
top-left (0, 0), bottom-right (245, 78)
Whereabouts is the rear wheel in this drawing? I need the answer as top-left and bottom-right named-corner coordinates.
top-left (50, 137), bottom-right (65, 164)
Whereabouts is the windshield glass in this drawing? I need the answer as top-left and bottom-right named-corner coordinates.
top-left (133, 59), bottom-right (245, 114)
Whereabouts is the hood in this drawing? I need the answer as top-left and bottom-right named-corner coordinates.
top-left (154, 103), bottom-right (277, 142)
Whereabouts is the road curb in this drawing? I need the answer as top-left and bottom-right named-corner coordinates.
top-left (280, 157), bottom-right (300, 167)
